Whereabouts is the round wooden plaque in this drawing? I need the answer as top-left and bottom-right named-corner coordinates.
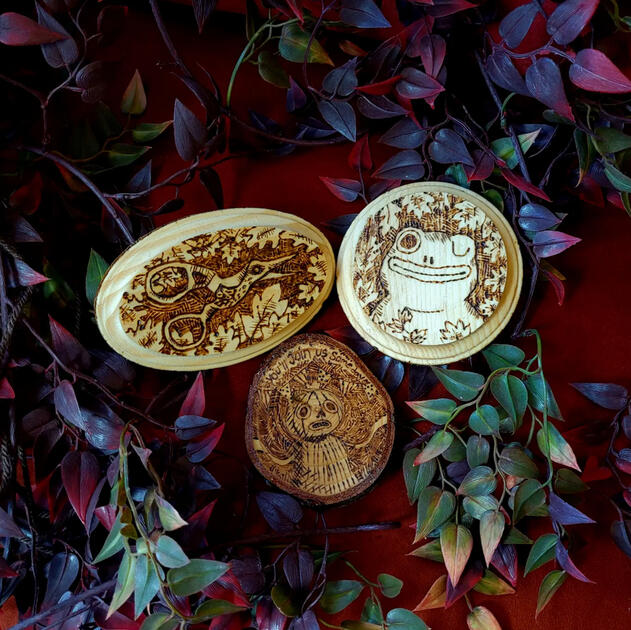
top-left (95, 209), bottom-right (335, 370)
top-left (337, 183), bottom-right (523, 365)
top-left (246, 334), bottom-right (395, 506)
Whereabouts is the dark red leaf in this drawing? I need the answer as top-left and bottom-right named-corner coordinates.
top-left (9, 171), bottom-right (42, 214)
top-left (525, 57), bottom-right (574, 121)
top-left (180, 372), bottom-right (206, 416)
top-left (547, 0), bottom-right (598, 46)
top-left (499, 2), bottom-right (539, 49)
top-left (445, 561), bottom-right (483, 606)
top-left (491, 544), bottom-right (518, 586)
top-left (325, 325), bottom-right (374, 355)
top-left (569, 49), bottom-right (631, 93)
top-left (555, 542), bottom-right (593, 582)
top-left (95, 504), bottom-right (117, 531)
top-left (49, 316), bottom-right (91, 370)
top-left (318, 99), bottom-right (356, 141)
top-left (93, 602), bottom-right (139, 630)
top-left (571, 382), bottom-right (629, 409)
top-left (464, 150), bottom-right (495, 181)
top-left (532, 230), bottom-right (581, 257)
top-left (192, 0), bottom-right (217, 33)
top-left (61, 451), bottom-right (100, 526)
top-left (0, 377), bottom-right (15, 399)
top-left (356, 75), bottom-right (401, 95)
top-left (549, 491), bottom-right (595, 525)
top-left (0, 558), bottom-right (18, 578)
top-left (418, 34), bottom-right (446, 77)
top-left (321, 213), bottom-right (358, 236)
top-left (485, 49), bottom-right (529, 96)
top-left (348, 134), bottom-right (372, 170)
top-left (256, 491), bottom-right (303, 532)
top-left (186, 423), bottom-right (225, 463)
top-left (256, 597), bottom-right (288, 630)
top-left (499, 168), bottom-right (551, 201)
top-left (200, 167), bottom-right (224, 209)
top-left (373, 150), bottom-right (425, 180)
top-left (174, 99), bottom-right (207, 161)
top-left (396, 67), bottom-right (444, 101)
top-left (54, 381), bottom-right (86, 431)
top-left (0, 12), bottom-right (67, 45)
top-left (580, 455), bottom-right (612, 482)
top-left (320, 177), bottom-right (362, 202)
top-left (9, 259), bottom-right (48, 287)
top-left (231, 556), bottom-right (265, 595)
top-left (186, 499), bottom-right (217, 547)
top-left (357, 94), bottom-right (408, 119)
top-left (429, 129), bottom-right (474, 166)
top-left (0, 506), bottom-right (23, 538)
top-left (544, 269), bottom-right (565, 306)
top-left (175, 415), bottom-right (217, 440)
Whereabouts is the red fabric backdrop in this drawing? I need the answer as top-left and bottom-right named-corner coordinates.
top-left (105, 4), bottom-right (631, 629)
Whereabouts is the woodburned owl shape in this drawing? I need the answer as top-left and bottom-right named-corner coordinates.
top-left (246, 335), bottom-right (395, 505)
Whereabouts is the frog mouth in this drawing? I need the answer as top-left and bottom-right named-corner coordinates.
top-left (309, 420), bottom-right (331, 430)
top-left (388, 256), bottom-right (473, 283)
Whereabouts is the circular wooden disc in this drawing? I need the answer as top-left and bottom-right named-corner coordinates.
top-left (95, 209), bottom-right (335, 370)
top-left (246, 334), bottom-right (395, 506)
top-left (337, 183), bottom-right (523, 365)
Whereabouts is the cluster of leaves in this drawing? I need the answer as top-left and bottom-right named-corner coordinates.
top-left (571, 382), bottom-right (631, 559)
top-left (402, 332), bottom-right (595, 627)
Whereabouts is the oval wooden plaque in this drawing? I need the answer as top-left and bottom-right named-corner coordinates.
top-left (246, 334), bottom-right (395, 506)
top-left (95, 209), bottom-right (335, 370)
top-left (337, 183), bottom-right (523, 365)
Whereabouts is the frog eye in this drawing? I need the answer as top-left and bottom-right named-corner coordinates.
top-left (297, 404), bottom-right (310, 418)
top-left (397, 229), bottom-right (421, 253)
top-left (250, 264), bottom-right (264, 275)
top-left (323, 399), bottom-right (338, 414)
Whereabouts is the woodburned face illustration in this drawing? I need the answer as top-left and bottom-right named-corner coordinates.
top-left (118, 227), bottom-right (328, 356)
top-left (353, 190), bottom-right (508, 345)
top-left (246, 335), bottom-right (395, 505)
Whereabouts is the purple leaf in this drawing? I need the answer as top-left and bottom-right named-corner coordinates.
top-left (485, 50), bottom-right (529, 96)
top-left (126, 160), bottom-right (152, 193)
top-left (318, 99), bottom-right (356, 141)
top-left (10, 259), bottom-right (48, 287)
top-left (186, 424), bottom-right (224, 463)
top-left (231, 556), bottom-right (265, 595)
top-left (531, 230), bottom-right (581, 257)
top-left (549, 491), bottom-right (595, 525)
top-left (340, 0), bottom-right (391, 28)
top-left (615, 449), bottom-right (631, 474)
top-left (396, 67), bottom-right (444, 101)
top-left (36, 5), bottom-right (78, 68)
top-left (518, 203), bottom-right (562, 231)
top-left (525, 57), bottom-right (574, 121)
top-left (175, 415), bottom-right (217, 440)
top-left (418, 35), bottom-right (446, 77)
top-left (555, 543), bottom-right (594, 582)
top-left (325, 325), bottom-right (374, 355)
top-left (179, 372), bottom-right (206, 416)
top-left (363, 352), bottom-right (404, 392)
top-left (464, 150), bottom-right (495, 181)
top-left (199, 167), bottom-right (224, 209)
top-left (429, 129), bottom-right (474, 166)
top-left (500, 167), bottom-right (551, 200)
top-left (0, 12), bottom-right (67, 45)
top-left (499, 2), bottom-right (539, 49)
top-left (491, 544), bottom-right (518, 586)
top-left (54, 381), bottom-right (86, 431)
top-left (408, 365), bottom-right (438, 400)
top-left (283, 547), bottom-right (314, 592)
top-left (571, 382), bottom-right (629, 410)
top-left (81, 404), bottom-right (124, 452)
top-left (322, 59), bottom-right (358, 97)
top-left (173, 99), bottom-right (207, 161)
top-left (320, 177), bottom-right (362, 202)
top-left (446, 461), bottom-right (470, 484)
top-left (569, 49), bottom-right (631, 93)
top-left (445, 560), bottom-right (483, 607)
top-left (357, 94), bottom-right (407, 119)
top-left (191, 465), bottom-right (220, 491)
top-left (0, 506), bottom-right (24, 538)
top-left (43, 552), bottom-right (79, 608)
top-left (547, 0), bottom-right (598, 46)
top-left (321, 213), bottom-right (358, 235)
top-left (380, 117), bottom-right (427, 148)
top-left (427, 0), bottom-right (477, 18)
top-left (611, 520), bottom-right (631, 558)
top-left (287, 77), bottom-right (307, 112)
top-left (192, 0), bottom-right (217, 33)
top-left (373, 150), bottom-right (425, 180)
top-left (290, 610), bottom-right (319, 630)
top-left (623, 415), bottom-right (631, 440)
top-left (61, 451), bottom-right (100, 526)
top-left (256, 492), bottom-right (303, 532)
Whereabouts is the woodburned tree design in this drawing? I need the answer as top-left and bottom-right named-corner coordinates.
top-left (119, 227), bottom-right (328, 355)
top-left (353, 191), bottom-right (508, 345)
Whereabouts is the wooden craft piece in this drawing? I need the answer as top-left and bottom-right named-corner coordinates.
top-left (246, 334), bottom-right (395, 505)
top-left (95, 209), bottom-right (335, 370)
top-left (337, 182), bottom-right (522, 364)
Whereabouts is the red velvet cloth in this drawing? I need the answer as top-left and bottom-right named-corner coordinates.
top-left (111, 5), bottom-right (631, 629)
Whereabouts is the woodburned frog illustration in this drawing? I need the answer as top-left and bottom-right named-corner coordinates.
top-left (375, 227), bottom-right (484, 344)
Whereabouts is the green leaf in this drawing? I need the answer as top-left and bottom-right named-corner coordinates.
top-left (604, 162), bottom-right (631, 193)
top-left (513, 479), bottom-right (545, 522)
top-left (525, 534), bottom-right (559, 575)
top-left (537, 424), bottom-right (580, 470)
top-left (462, 495), bottom-right (499, 520)
top-left (466, 435), bottom-right (490, 467)
top-left (594, 127), bottom-right (631, 153)
top-left (319, 580), bottom-right (363, 614)
top-left (440, 523), bottom-right (473, 586)
top-left (554, 469), bottom-right (588, 494)
top-left (271, 584), bottom-right (300, 617)
top-left (414, 431), bottom-right (453, 465)
top-left (132, 121), bottom-right (172, 143)
top-left (504, 527), bottom-right (533, 545)
top-left (466, 605), bottom-right (502, 630)
top-left (469, 405), bottom-right (500, 436)
top-left (140, 614), bottom-right (179, 630)
top-left (121, 69), bottom-right (147, 115)
top-left (378, 573), bottom-right (403, 598)
top-left (85, 249), bottom-right (108, 306)
top-left (433, 367), bottom-right (484, 401)
top-left (481, 189), bottom-right (504, 211)
top-left (482, 344), bottom-right (525, 370)
top-left (167, 559), bottom-right (228, 596)
top-left (480, 511), bottom-right (505, 565)
top-left (457, 466), bottom-right (497, 497)
top-left (361, 597), bottom-right (383, 623)
top-left (134, 554), bottom-right (160, 619)
top-left (386, 608), bottom-right (428, 630)
top-left (108, 550), bottom-right (136, 617)
top-left (403, 449), bottom-right (436, 502)
top-left (343, 623), bottom-right (382, 630)
top-left (536, 570), bottom-right (566, 616)
top-left (279, 23), bottom-right (333, 65)
top-left (573, 129), bottom-right (591, 185)
top-left (194, 600), bottom-right (246, 621)
top-left (474, 570), bottom-right (515, 596)
top-left (445, 163), bottom-right (469, 187)
top-left (107, 143), bottom-right (150, 167)
top-left (409, 539), bottom-right (443, 562)
top-left (491, 130), bottom-right (540, 169)
top-left (94, 513), bottom-right (125, 563)
top-left (526, 373), bottom-right (562, 420)
top-left (155, 535), bottom-right (189, 568)
top-left (258, 50), bottom-right (289, 87)
top-left (155, 496), bottom-right (188, 531)
top-left (415, 487), bottom-right (456, 541)
top-left (408, 398), bottom-right (457, 425)
top-left (443, 439), bottom-right (466, 463)
top-left (498, 446), bottom-right (539, 479)
top-left (491, 373), bottom-right (527, 425)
